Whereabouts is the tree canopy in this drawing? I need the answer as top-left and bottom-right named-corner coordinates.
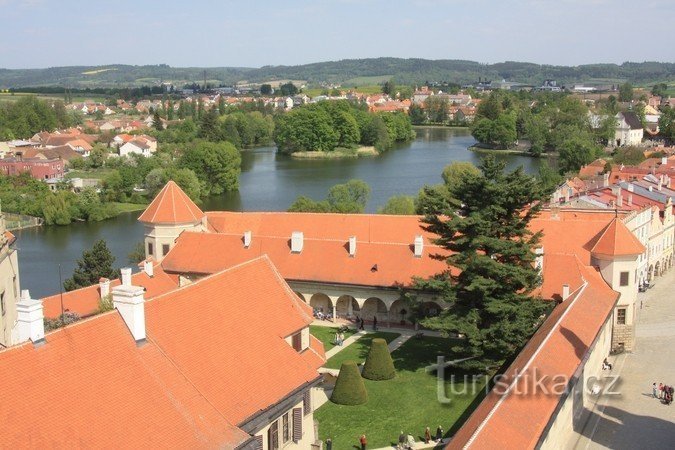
top-left (289, 179), bottom-right (371, 213)
top-left (63, 239), bottom-right (119, 291)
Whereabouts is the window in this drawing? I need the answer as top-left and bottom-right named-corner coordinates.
top-left (282, 412), bottom-right (290, 443)
top-left (619, 271), bottom-right (629, 287)
top-left (1, 292), bottom-right (5, 316)
top-left (162, 244), bottom-right (170, 256)
top-left (617, 308), bottom-right (626, 325)
top-left (148, 243), bottom-right (153, 256)
top-left (303, 391), bottom-right (311, 416)
top-left (292, 332), bottom-right (302, 352)
top-left (268, 421), bottom-right (279, 450)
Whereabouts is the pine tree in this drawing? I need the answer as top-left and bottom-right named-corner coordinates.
top-left (415, 156), bottom-right (550, 368)
top-left (153, 110), bottom-right (163, 131)
top-left (63, 240), bottom-right (119, 291)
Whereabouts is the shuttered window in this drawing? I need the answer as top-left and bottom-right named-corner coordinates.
top-left (303, 390), bottom-right (311, 416)
top-left (292, 333), bottom-right (302, 351)
top-left (268, 421), bottom-right (279, 450)
top-left (293, 407), bottom-right (302, 443)
top-left (282, 412), bottom-right (290, 443)
top-left (253, 435), bottom-right (263, 450)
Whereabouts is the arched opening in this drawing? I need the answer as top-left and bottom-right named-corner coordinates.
top-left (361, 297), bottom-right (387, 322)
top-left (648, 265), bottom-right (654, 282)
top-left (421, 301), bottom-right (442, 318)
top-left (294, 292), bottom-right (306, 302)
top-left (655, 261), bottom-right (661, 277)
top-left (310, 293), bottom-right (332, 318)
top-left (389, 299), bottom-right (409, 325)
top-left (335, 295), bottom-right (357, 319)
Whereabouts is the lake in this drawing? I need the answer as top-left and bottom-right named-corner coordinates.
top-left (15, 127), bottom-right (550, 298)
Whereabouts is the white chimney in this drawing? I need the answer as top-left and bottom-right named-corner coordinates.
top-left (414, 235), bottom-right (424, 258)
top-left (649, 186), bottom-right (653, 192)
top-left (99, 277), bottom-right (110, 299)
top-left (348, 236), bottom-right (357, 257)
top-left (617, 193), bottom-right (623, 207)
top-left (628, 194), bottom-right (633, 206)
top-left (16, 290), bottom-right (45, 344)
top-left (243, 230), bottom-right (252, 248)
top-left (143, 260), bottom-right (154, 277)
top-left (564, 188), bottom-right (570, 203)
top-left (562, 284), bottom-right (570, 301)
top-left (291, 231), bottom-right (304, 253)
top-left (662, 156), bottom-right (668, 165)
top-left (602, 173), bottom-right (609, 187)
top-left (535, 247), bottom-right (544, 274)
top-left (627, 184), bottom-right (634, 193)
top-left (112, 284), bottom-right (146, 342)
top-left (121, 267), bottom-right (132, 286)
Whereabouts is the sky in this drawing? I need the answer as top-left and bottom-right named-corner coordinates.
top-left (1, 0), bottom-right (674, 69)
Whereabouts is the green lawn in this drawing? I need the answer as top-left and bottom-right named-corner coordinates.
top-left (65, 169), bottom-right (114, 180)
top-left (111, 202), bottom-right (148, 213)
top-left (315, 336), bottom-right (487, 449)
top-left (324, 331), bottom-right (400, 370)
top-left (310, 325), bottom-right (357, 352)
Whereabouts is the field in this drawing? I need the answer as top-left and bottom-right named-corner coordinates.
top-left (0, 92), bottom-right (107, 103)
top-left (65, 169), bottom-right (115, 180)
top-left (324, 331), bottom-right (400, 369)
top-left (315, 335), bottom-right (488, 449)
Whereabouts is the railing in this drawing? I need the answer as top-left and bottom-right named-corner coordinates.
top-left (4, 213), bottom-right (43, 231)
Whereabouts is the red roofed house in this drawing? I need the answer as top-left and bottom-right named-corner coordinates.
top-left (0, 213), bottom-right (20, 347)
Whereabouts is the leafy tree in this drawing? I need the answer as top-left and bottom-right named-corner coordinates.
top-left (42, 191), bottom-right (74, 225)
top-left (382, 80), bottom-right (396, 96)
top-left (260, 84), bottom-right (273, 95)
top-left (88, 146), bottom-right (106, 168)
top-left (441, 161), bottom-right (481, 198)
top-left (128, 242), bottom-right (146, 264)
top-left (651, 83), bottom-right (668, 98)
top-left (596, 113), bottom-right (618, 145)
top-left (425, 96), bottom-right (449, 123)
top-left (524, 114), bottom-right (549, 155)
top-left (288, 196), bottom-right (331, 213)
top-left (63, 240), bottom-right (119, 291)
top-left (198, 108), bottom-right (221, 141)
top-left (153, 110), bottom-right (163, 131)
top-left (537, 162), bottom-right (563, 195)
top-left (274, 108), bottom-right (338, 153)
top-left (658, 106), bottom-right (675, 140)
top-left (326, 179), bottom-right (370, 213)
top-left (558, 134), bottom-right (601, 173)
top-left (409, 103), bottom-right (426, 125)
top-left (618, 82), bottom-right (634, 102)
top-left (613, 146), bottom-right (646, 166)
top-left (279, 82), bottom-right (298, 96)
top-left (178, 141), bottom-right (241, 195)
top-left (378, 195), bottom-right (416, 215)
top-left (333, 110), bottom-right (361, 147)
top-left (362, 338), bottom-right (396, 380)
top-left (413, 157), bottom-right (549, 369)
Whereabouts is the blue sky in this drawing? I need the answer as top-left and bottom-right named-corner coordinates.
top-left (1, 0), bottom-right (673, 69)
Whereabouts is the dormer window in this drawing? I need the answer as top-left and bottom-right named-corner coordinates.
top-left (292, 332), bottom-right (302, 351)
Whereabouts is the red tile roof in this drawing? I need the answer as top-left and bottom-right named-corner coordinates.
top-left (588, 217), bottom-right (645, 257)
top-left (447, 260), bottom-right (619, 450)
top-left (137, 180), bottom-right (204, 224)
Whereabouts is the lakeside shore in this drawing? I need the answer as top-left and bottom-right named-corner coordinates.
top-left (290, 146), bottom-right (378, 159)
top-left (469, 144), bottom-right (556, 158)
top-left (413, 124), bottom-right (469, 129)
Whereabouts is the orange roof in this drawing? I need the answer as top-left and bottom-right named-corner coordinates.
top-left (588, 217), bottom-right (645, 257)
top-left (4, 230), bottom-right (15, 245)
top-left (2, 256), bottom-right (323, 446)
top-left (137, 181), bottom-right (204, 224)
top-left (41, 264), bottom-right (179, 319)
top-left (448, 261), bottom-right (619, 449)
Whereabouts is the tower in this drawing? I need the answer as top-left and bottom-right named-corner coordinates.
top-left (137, 181), bottom-right (206, 262)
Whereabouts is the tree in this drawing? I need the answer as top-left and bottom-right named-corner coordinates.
top-left (128, 242), bottom-right (146, 264)
top-left (414, 157), bottom-right (549, 369)
top-left (658, 106), bottom-right (675, 140)
top-left (153, 110), bottom-right (163, 131)
top-left (651, 83), bottom-right (668, 98)
top-left (330, 361), bottom-right (368, 405)
top-left (63, 240), bottom-right (119, 291)
top-left (178, 141), bottom-right (241, 195)
top-left (382, 80), bottom-right (396, 96)
top-left (441, 161), bottom-right (481, 198)
top-left (378, 195), bottom-right (416, 215)
top-left (362, 338), bottom-right (396, 380)
top-left (524, 114), bottom-right (549, 155)
top-left (425, 96), bottom-right (449, 123)
top-left (198, 108), bottom-right (221, 141)
top-left (618, 82), bottom-right (634, 102)
top-left (333, 110), bottom-right (360, 147)
top-left (537, 162), bottom-right (563, 196)
top-left (558, 134), bottom-right (601, 173)
top-left (260, 84), bottom-right (273, 95)
top-left (326, 179), bottom-right (371, 213)
top-left (274, 108), bottom-right (338, 153)
top-left (409, 103), bottom-right (426, 125)
top-left (613, 146), bottom-right (646, 166)
top-left (279, 82), bottom-right (298, 96)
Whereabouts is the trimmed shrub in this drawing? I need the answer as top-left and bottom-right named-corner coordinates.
top-left (330, 361), bottom-right (368, 405)
top-left (362, 338), bottom-right (396, 380)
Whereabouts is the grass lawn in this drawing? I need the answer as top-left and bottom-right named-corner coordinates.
top-left (324, 331), bottom-right (400, 370)
top-left (310, 325), bottom-right (358, 352)
top-left (65, 169), bottom-right (115, 180)
top-left (111, 202), bottom-right (147, 213)
top-left (315, 336), bottom-right (488, 449)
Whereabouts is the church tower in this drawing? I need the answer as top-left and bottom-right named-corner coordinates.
top-left (138, 181), bottom-right (206, 262)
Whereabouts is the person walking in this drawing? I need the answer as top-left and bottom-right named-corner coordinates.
top-left (659, 382), bottom-right (664, 399)
top-left (373, 316), bottom-right (378, 331)
top-left (359, 317), bottom-right (365, 330)
top-left (435, 425), bottom-right (444, 442)
top-left (424, 426), bottom-right (432, 444)
top-left (653, 382), bottom-right (659, 398)
top-left (325, 437), bottom-right (332, 450)
top-left (359, 434), bottom-right (367, 450)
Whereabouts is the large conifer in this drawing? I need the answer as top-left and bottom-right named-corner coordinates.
top-left (63, 240), bottom-right (119, 291)
top-left (415, 157), bottom-right (549, 368)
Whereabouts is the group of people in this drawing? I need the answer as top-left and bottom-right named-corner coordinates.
top-left (333, 331), bottom-right (345, 346)
top-left (355, 316), bottom-right (378, 331)
top-left (653, 382), bottom-right (673, 405)
top-left (348, 426), bottom-right (443, 450)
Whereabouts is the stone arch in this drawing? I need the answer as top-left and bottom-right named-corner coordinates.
top-left (294, 292), bottom-right (306, 302)
top-left (335, 295), bottom-right (358, 318)
top-left (309, 293), bottom-right (332, 314)
top-left (361, 297), bottom-right (387, 319)
top-left (655, 261), bottom-right (661, 277)
top-left (421, 301), bottom-right (443, 317)
top-left (648, 265), bottom-right (654, 282)
top-left (389, 299), bottom-right (409, 325)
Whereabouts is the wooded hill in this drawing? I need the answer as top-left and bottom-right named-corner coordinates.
top-left (1, 58), bottom-right (673, 89)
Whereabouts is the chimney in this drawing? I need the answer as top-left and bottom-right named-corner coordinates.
top-left (648, 186), bottom-right (653, 192)
top-left (662, 156), bottom-right (668, 165)
top-left (562, 284), bottom-right (570, 301)
top-left (99, 277), bottom-right (110, 299)
top-left (121, 267), bottom-right (132, 286)
top-left (16, 290), bottom-right (45, 344)
top-left (348, 236), bottom-right (357, 257)
top-left (535, 246), bottom-right (544, 274)
top-left (551, 206), bottom-right (560, 220)
top-left (603, 173), bottom-right (609, 188)
top-left (143, 260), bottom-right (154, 277)
top-left (414, 235), bottom-right (424, 258)
top-left (112, 283), bottom-right (146, 342)
top-left (291, 231), bottom-right (304, 253)
top-left (243, 230), bottom-right (252, 248)
top-left (628, 194), bottom-right (633, 206)
top-left (564, 188), bottom-right (570, 203)
top-left (617, 193), bottom-right (623, 207)
top-left (627, 184), bottom-right (634, 193)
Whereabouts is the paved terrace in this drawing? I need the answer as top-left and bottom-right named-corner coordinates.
top-left (574, 268), bottom-right (675, 449)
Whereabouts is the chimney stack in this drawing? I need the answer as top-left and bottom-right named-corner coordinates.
top-left (121, 267), bottom-right (132, 286)
top-left (143, 260), bottom-right (154, 277)
top-left (662, 156), bottom-right (668, 165)
top-left (243, 231), bottom-right (252, 248)
top-left (627, 184), bottom-right (634, 193)
top-left (348, 236), bottom-right (357, 257)
top-left (99, 277), bottom-right (110, 299)
top-left (628, 194), bottom-right (633, 206)
top-left (562, 284), bottom-right (570, 301)
top-left (603, 173), bottom-right (609, 188)
top-left (535, 247), bottom-right (544, 274)
top-left (112, 283), bottom-right (146, 342)
top-left (16, 290), bottom-right (45, 344)
top-left (291, 231), bottom-right (304, 253)
top-left (617, 193), bottom-right (623, 207)
top-left (414, 235), bottom-right (424, 258)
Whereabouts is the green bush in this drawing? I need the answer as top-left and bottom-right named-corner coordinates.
top-left (330, 361), bottom-right (368, 405)
top-left (362, 338), bottom-right (396, 381)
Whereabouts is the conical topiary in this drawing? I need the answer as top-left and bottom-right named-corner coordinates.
top-left (362, 338), bottom-right (396, 380)
top-left (330, 361), bottom-right (368, 405)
